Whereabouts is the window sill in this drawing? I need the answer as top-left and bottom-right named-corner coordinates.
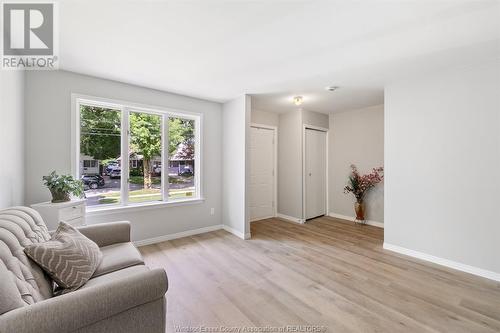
top-left (85, 197), bottom-right (205, 217)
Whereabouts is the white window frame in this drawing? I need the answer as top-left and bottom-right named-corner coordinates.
top-left (71, 94), bottom-right (203, 213)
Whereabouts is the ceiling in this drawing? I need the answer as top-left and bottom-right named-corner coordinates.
top-left (59, 0), bottom-right (500, 114)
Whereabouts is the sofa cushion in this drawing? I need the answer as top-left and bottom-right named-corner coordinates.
top-left (0, 207), bottom-right (53, 309)
top-left (84, 265), bottom-right (150, 289)
top-left (24, 222), bottom-right (103, 291)
top-left (93, 242), bottom-right (144, 278)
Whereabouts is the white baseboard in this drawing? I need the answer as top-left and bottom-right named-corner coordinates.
top-left (222, 225), bottom-right (251, 240)
top-left (383, 243), bottom-right (500, 282)
top-left (250, 215), bottom-right (275, 223)
top-left (276, 213), bottom-right (305, 224)
top-left (328, 212), bottom-right (384, 228)
top-left (134, 224), bottom-right (223, 247)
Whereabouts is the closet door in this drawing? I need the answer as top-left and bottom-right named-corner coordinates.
top-left (305, 128), bottom-right (326, 220)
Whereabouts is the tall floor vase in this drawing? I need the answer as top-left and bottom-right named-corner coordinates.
top-left (354, 201), bottom-right (365, 223)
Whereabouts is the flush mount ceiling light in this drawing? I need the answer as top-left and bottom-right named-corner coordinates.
top-left (325, 86), bottom-right (339, 92)
top-left (293, 96), bottom-right (303, 106)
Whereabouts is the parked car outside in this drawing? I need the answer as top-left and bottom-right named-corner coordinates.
top-left (179, 169), bottom-right (193, 177)
top-left (109, 168), bottom-right (121, 179)
top-left (81, 175), bottom-right (105, 189)
top-left (105, 163), bottom-right (119, 175)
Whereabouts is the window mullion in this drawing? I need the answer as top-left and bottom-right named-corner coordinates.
top-left (162, 115), bottom-right (169, 201)
top-left (121, 108), bottom-right (130, 206)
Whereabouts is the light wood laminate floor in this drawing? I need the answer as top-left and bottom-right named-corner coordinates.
top-left (139, 217), bottom-right (500, 333)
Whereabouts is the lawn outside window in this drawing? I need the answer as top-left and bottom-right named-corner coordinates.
top-left (71, 94), bottom-right (202, 211)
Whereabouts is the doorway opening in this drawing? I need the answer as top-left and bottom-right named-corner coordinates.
top-left (303, 125), bottom-right (328, 221)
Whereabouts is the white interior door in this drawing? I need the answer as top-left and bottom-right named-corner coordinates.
top-left (250, 126), bottom-right (275, 221)
top-left (305, 128), bottom-right (327, 220)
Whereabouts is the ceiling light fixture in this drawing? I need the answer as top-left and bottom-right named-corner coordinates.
top-left (293, 96), bottom-right (303, 106)
top-left (325, 86), bottom-right (339, 92)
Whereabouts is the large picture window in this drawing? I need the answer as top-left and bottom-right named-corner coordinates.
top-left (74, 96), bottom-right (201, 209)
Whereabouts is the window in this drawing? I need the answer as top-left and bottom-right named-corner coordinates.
top-left (75, 96), bottom-right (201, 209)
top-left (128, 111), bottom-right (162, 204)
top-left (80, 105), bottom-right (121, 204)
top-left (168, 116), bottom-right (195, 199)
top-left (83, 160), bottom-right (98, 168)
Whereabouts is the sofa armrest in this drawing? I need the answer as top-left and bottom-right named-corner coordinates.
top-left (0, 268), bottom-right (168, 333)
top-left (78, 221), bottom-right (131, 247)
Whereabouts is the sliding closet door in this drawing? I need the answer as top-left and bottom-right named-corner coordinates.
top-left (305, 128), bottom-right (327, 220)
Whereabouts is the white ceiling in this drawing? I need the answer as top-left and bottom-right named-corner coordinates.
top-left (59, 0), bottom-right (500, 114)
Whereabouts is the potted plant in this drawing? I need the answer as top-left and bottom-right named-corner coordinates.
top-left (344, 164), bottom-right (384, 222)
top-left (42, 171), bottom-right (84, 203)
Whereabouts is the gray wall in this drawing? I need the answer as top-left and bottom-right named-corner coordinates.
top-left (251, 109), bottom-right (279, 127)
top-left (385, 61), bottom-right (500, 276)
top-left (329, 105), bottom-right (384, 222)
top-left (277, 109), bottom-right (328, 220)
top-left (0, 71), bottom-right (25, 208)
top-left (222, 95), bottom-right (251, 238)
top-left (24, 70), bottom-right (223, 242)
top-left (302, 110), bottom-right (329, 128)
top-left (277, 111), bottom-right (302, 219)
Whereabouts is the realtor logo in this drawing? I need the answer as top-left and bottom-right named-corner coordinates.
top-left (2, 2), bottom-right (58, 69)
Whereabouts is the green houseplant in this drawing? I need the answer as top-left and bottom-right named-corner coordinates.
top-left (42, 171), bottom-right (84, 203)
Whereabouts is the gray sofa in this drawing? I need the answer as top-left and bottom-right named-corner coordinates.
top-left (0, 206), bottom-right (168, 333)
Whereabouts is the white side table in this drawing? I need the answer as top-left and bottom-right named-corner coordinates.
top-left (31, 199), bottom-right (86, 231)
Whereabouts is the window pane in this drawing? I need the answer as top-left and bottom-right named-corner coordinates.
top-left (80, 105), bottom-right (121, 206)
top-left (129, 112), bottom-right (162, 203)
top-left (168, 117), bottom-right (195, 199)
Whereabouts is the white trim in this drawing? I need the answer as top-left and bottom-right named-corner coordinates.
top-left (277, 213), bottom-right (305, 224)
top-left (328, 212), bottom-right (384, 228)
top-left (250, 123), bottom-right (278, 219)
top-left (250, 123), bottom-right (276, 131)
top-left (250, 215), bottom-right (275, 222)
top-left (222, 225), bottom-right (251, 240)
top-left (383, 243), bottom-right (500, 282)
top-left (72, 93), bottom-right (202, 120)
top-left (302, 125), bottom-right (328, 220)
top-left (325, 130), bottom-right (329, 214)
top-left (121, 108), bottom-right (129, 205)
top-left (299, 122), bottom-right (306, 218)
top-left (304, 124), bottom-right (329, 132)
top-left (195, 114), bottom-right (204, 199)
top-left (134, 224), bottom-right (222, 247)
top-left (86, 198), bottom-right (205, 216)
top-left (161, 115), bottom-right (168, 200)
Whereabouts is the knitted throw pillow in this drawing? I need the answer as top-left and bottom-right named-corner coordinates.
top-left (24, 222), bottom-right (102, 290)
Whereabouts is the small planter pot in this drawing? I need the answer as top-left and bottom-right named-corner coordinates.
top-left (50, 189), bottom-right (71, 203)
top-left (354, 202), bottom-right (365, 222)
